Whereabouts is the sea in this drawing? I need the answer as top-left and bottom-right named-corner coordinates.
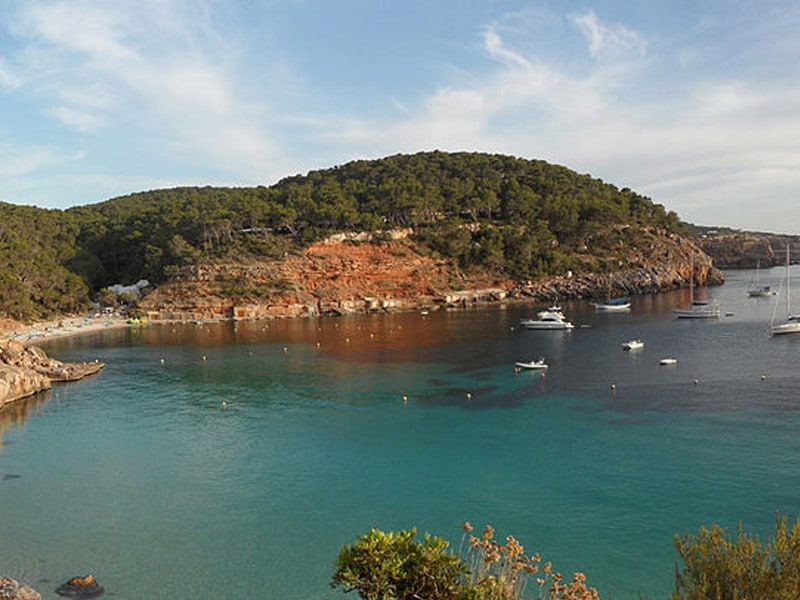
top-left (1, 265), bottom-right (799, 599)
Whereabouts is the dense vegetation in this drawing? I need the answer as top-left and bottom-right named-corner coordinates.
top-left (332, 515), bottom-right (800, 599)
top-left (332, 524), bottom-right (599, 599)
top-left (1, 151), bottom-right (684, 320)
top-left (0, 202), bottom-right (90, 320)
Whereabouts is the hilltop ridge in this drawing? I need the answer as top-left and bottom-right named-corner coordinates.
top-left (0, 151), bottom-right (725, 323)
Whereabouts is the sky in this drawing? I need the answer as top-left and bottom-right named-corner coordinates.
top-left (1, 0), bottom-right (799, 234)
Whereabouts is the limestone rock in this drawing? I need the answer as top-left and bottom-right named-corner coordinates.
top-left (0, 364), bottom-right (51, 409)
top-left (0, 338), bottom-right (104, 409)
top-left (0, 576), bottom-right (42, 600)
top-left (55, 574), bottom-right (104, 598)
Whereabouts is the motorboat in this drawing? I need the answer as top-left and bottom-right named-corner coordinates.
top-left (621, 339), bottom-right (644, 350)
top-left (515, 358), bottom-right (549, 370)
top-left (659, 357), bottom-right (678, 365)
top-left (520, 308), bottom-right (574, 330)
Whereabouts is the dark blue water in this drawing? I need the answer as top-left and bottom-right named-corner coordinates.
top-left (1, 267), bottom-right (799, 599)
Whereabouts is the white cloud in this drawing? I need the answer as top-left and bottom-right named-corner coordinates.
top-left (8, 0), bottom-right (280, 179)
top-left (0, 57), bottom-right (21, 89)
top-left (569, 9), bottom-right (647, 62)
top-left (0, 142), bottom-right (84, 179)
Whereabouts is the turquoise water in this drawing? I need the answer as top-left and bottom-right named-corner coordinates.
top-left (2, 267), bottom-right (800, 599)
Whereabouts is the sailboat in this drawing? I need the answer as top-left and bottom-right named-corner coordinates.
top-left (673, 257), bottom-right (720, 318)
top-left (747, 261), bottom-right (776, 297)
top-left (770, 246), bottom-right (800, 336)
top-left (593, 279), bottom-right (631, 311)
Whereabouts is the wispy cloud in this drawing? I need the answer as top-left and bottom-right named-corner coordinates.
top-left (0, 142), bottom-right (83, 179)
top-left (7, 0), bottom-right (282, 180)
top-left (569, 9), bottom-right (647, 62)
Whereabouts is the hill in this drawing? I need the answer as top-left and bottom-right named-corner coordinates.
top-left (0, 151), bottom-right (723, 323)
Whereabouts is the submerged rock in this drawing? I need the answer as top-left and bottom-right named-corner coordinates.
top-left (55, 575), bottom-right (104, 598)
top-left (0, 576), bottom-right (42, 600)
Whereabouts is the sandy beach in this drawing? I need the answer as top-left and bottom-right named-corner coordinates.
top-left (0, 314), bottom-right (133, 344)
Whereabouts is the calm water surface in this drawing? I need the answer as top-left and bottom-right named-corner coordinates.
top-left (2, 266), bottom-right (800, 599)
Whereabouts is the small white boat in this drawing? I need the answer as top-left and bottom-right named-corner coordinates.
top-left (771, 247), bottom-right (800, 336)
top-left (659, 357), bottom-right (678, 365)
top-left (748, 261), bottom-right (776, 297)
top-left (674, 256), bottom-right (720, 318)
top-left (515, 358), bottom-right (549, 370)
top-left (594, 296), bottom-right (631, 311)
top-left (674, 301), bottom-right (721, 318)
top-left (520, 307), bottom-right (574, 330)
top-left (621, 339), bottom-right (644, 350)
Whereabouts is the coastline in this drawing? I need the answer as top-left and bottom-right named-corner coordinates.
top-left (0, 314), bottom-right (132, 345)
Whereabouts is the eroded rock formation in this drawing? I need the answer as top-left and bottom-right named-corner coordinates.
top-left (0, 576), bottom-right (41, 600)
top-left (139, 230), bottom-right (723, 321)
top-left (0, 338), bottom-right (104, 409)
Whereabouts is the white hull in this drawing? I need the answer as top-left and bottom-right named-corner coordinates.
top-left (515, 360), bottom-right (549, 370)
top-left (674, 305), bottom-right (720, 318)
top-left (770, 246), bottom-right (800, 336)
top-left (521, 309), bottom-right (574, 330)
top-left (594, 303), bottom-right (631, 312)
top-left (521, 321), bottom-right (574, 330)
top-left (771, 320), bottom-right (800, 336)
top-left (621, 340), bottom-right (644, 350)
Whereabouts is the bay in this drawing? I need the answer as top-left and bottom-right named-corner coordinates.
top-left (1, 265), bottom-right (799, 599)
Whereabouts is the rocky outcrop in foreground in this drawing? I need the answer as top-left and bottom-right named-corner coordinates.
top-left (0, 576), bottom-right (41, 600)
top-left (0, 338), bottom-right (104, 409)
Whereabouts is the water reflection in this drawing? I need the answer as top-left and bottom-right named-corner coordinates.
top-left (0, 391), bottom-right (49, 446)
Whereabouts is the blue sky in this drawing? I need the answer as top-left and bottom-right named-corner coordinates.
top-left (1, 1), bottom-right (799, 234)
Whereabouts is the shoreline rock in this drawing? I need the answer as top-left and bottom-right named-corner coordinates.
top-left (0, 338), bottom-right (105, 410)
top-left (55, 574), bottom-right (104, 598)
top-left (0, 576), bottom-right (41, 600)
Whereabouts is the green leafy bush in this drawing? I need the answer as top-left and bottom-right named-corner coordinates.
top-left (331, 528), bottom-right (467, 600)
top-left (672, 513), bottom-right (800, 600)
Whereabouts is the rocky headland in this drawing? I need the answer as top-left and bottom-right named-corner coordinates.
top-left (138, 228), bottom-right (723, 322)
top-left (697, 230), bottom-right (800, 268)
top-left (0, 337), bottom-right (104, 409)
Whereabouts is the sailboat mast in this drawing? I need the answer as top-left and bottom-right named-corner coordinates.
top-left (786, 245), bottom-right (791, 316)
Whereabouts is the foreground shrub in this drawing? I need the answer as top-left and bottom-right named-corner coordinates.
top-left (672, 513), bottom-right (800, 600)
top-left (331, 528), bottom-right (467, 599)
top-left (331, 523), bottom-right (600, 599)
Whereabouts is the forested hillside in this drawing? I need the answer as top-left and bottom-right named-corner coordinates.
top-left (2, 151), bottom-right (686, 321)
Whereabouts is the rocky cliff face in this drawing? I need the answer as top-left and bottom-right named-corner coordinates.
top-left (698, 231), bottom-right (800, 268)
top-left (138, 228), bottom-right (722, 321)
